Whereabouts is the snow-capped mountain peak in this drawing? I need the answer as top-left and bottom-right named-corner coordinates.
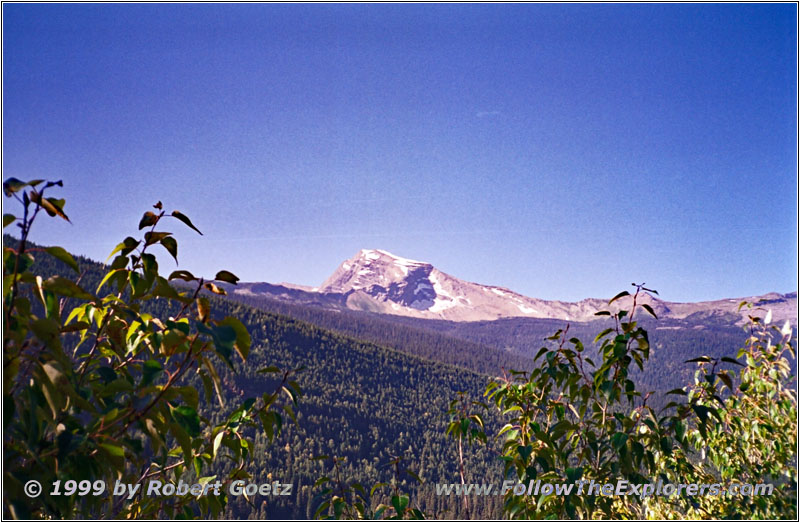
top-left (319, 249), bottom-right (437, 309)
top-left (316, 249), bottom-right (552, 320)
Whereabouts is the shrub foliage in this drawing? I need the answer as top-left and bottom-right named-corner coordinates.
top-left (3, 178), bottom-right (300, 518)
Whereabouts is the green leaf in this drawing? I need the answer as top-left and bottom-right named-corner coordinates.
top-left (3, 214), bottom-right (15, 228)
top-left (44, 246), bottom-right (79, 274)
top-left (282, 404), bottom-right (297, 425)
top-left (129, 270), bottom-right (150, 297)
top-left (98, 443), bottom-right (125, 469)
top-left (641, 303), bottom-right (658, 319)
top-left (674, 419), bottom-right (686, 441)
top-left (107, 236), bottom-right (139, 261)
top-left (566, 466), bottom-right (583, 483)
top-left (213, 431), bottom-right (224, 459)
top-left (171, 210), bottom-right (203, 235)
top-left (659, 436), bottom-right (672, 455)
top-left (718, 371), bottom-right (734, 390)
top-left (594, 328), bottom-right (614, 344)
top-left (45, 197), bottom-right (70, 222)
top-left (168, 270), bottom-right (196, 282)
top-left (214, 270), bottom-right (240, 285)
top-left (720, 356), bottom-right (745, 367)
top-left (550, 420), bottom-right (573, 440)
top-left (138, 211), bottom-right (159, 230)
top-left (160, 236), bottom-right (178, 263)
top-left (97, 366), bottom-right (117, 384)
top-left (176, 387), bottom-right (199, 411)
top-left (460, 417), bottom-right (470, 436)
top-left (405, 469), bottom-right (423, 485)
top-left (144, 231), bottom-right (171, 246)
top-left (30, 317), bottom-right (62, 349)
top-left (534, 347), bottom-right (549, 361)
top-left (259, 411), bottom-right (275, 442)
top-left (200, 372), bottom-right (214, 405)
top-left (152, 276), bottom-right (185, 301)
top-left (684, 356), bottom-right (712, 364)
top-left (3, 177), bottom-right (28, 196)
top-left (141, 252), bottom-right (158, 274)
top-left (611, 432), bottom-right (628, 451)
top-left (141, 359), bottom-right (163, 388)
top-left (517, 444), bottom-right (533, 463)
top-left (609, 291), bottom-right (630, 304)
top-left (692, 404), bottom-right (711, 425)
top-left (216, 316), bottom-right (251, 361)
top-left (99, 442), bottom-right (125, 458)
top-left (29, 191), bottom-right (71, 222)
top-left (665, 388), bottom-right (687, 396)
top-left (736, 300), bottom-right (749, 311)
top-left (203, 357), bottom-right (225, 407)
top-left (101, 378), bottom-right (134, 395)
top-left (171, 405), bottom-right (201, 437)
top-left (97, 268), bottom-right (127, 293)
top-left (110, 254), bottom-right (128, 271)
top-left (42, 276), bottom-right (96, 301)
top-left (170, 422), bottom-right (193, 462)
top-left (210, 324), bottom-right (237, 368)
top-left (391, 494), bottom-right (409, 515)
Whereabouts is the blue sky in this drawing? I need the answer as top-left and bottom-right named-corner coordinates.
top-left (3, 3), bottom-right (797, 302)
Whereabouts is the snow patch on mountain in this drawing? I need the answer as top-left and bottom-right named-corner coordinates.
top-left (428, 270), bottom-right (458, 313)
top-left (363, 250), bottom-right (380, 261)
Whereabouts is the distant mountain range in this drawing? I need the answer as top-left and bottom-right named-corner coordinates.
top-left (232, 249), bottom-right (798, 324)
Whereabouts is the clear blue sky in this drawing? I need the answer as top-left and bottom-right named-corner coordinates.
top-left (3, 3), bottom-right (797, 302)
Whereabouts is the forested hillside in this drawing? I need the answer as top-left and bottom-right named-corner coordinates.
top-left (224, 290), bottom-right (532, 376)
top-left (222, 287), bottom-right (762, 400)
top-left (201, 299), bottom-right (505, 519)
top-left (387, 315), bottom-right (757, 394)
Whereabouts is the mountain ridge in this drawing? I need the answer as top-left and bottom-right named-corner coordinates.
top-left (234, 249), bottom-right (798, 324)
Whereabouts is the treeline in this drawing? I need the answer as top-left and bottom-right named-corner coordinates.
top-left (223, 291), bottom-right (533, 376)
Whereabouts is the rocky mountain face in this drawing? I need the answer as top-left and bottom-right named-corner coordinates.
top-left (233, 249), bottom-right (798, 324)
